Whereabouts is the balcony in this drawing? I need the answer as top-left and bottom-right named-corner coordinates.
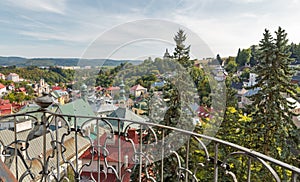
top-left (0, 107), bottom-right (299, 182)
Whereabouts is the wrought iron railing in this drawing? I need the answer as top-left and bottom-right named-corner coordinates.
top-left (0, 108), bottom-right (299, 182)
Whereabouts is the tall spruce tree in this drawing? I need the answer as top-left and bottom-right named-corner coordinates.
top-left (173, 29), bottom-right (193, 68)
top-left (136, 29), bottom-right (198, 181)
top-left (249, 27), bottom-right (299, 164)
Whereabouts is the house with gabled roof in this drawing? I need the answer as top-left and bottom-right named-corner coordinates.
top-left (54, 99), bottom-right (96, 129)
top-left (0, 99), bottom-right (12, 116)
top-left (130, 84), bottom-right (147, 98)
top-left (105, 86), bottom-right (120, 98)
top-left (51, 90), bottom-right (69, 105)
top-left (106, 107), bottom-right (147, 132)
top-left (0, 83), bottom-right (7, 96)
top-left (6, 73), bottom-right (19, 82)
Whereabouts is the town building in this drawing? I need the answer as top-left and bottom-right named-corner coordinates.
top-left (0, 73), bottom-right (5, 80)
top-left (34, 79), bottom-right (50, 96)
top-left (0, 83), bottom-right (7, 96)
top-left (0, 99), bottom-right (12, 116)
top-left (163, 48), bottom-right (171, 59)
top-left (51, 90), bottom-right (69, 105)
top-left (6, 73), bottom-right (19, 82)
top-left (105, 86), bottom-right (120, 99)
top-left (79, 128), bottom-right (139, 182)
top-left (130, 84), bottom-right (147, 98)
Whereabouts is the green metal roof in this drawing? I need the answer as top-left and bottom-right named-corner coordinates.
top-left (57, 99), bottom-right (96, 127)
top-left (108, 107), bottom-right (147, 131)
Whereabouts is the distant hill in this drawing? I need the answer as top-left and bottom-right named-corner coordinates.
top-left (0, 56), bottom-right (143, 67)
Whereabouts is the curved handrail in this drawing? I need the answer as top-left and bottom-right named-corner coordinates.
top-left (0, 109), bottom-right (299, 181)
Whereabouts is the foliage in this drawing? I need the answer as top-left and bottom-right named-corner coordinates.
top-left (289, 42), bottom-right (300, 61)
top-left (216, 54), bottom-right (223, 65)
top-left (173, 29), bottom-right (193, 68)
top-left (0, 66), bottom-right (74, 85)
top-left (250, 45), bottom-right (259, 67)
top-left (3, 92), bottom-right (26, 103)
top-left (135, 74), bottom-right (157, 90)
top-left (95, 63), bottom-right (126, 88)
top-left (248, 27), bottom-right (300, 168)
top-left (240, 67), bottom-right (250, 80)
top-left (225, 56), bottom-right (237, 73)
top-left (236, 48), bottom-right (251, 67)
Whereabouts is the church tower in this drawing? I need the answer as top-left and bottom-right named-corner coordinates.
top-left (163, 48), bottom-right (171, 59)
top-left (80, 83), bottom-right (88, 102)
top-left (119, 80), bottom-right (126, 107)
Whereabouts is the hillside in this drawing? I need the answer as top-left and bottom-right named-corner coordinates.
top-left (0, 57), bottom-right (142, 67)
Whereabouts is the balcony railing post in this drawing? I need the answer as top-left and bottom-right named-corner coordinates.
top-left (292, 172), bottom-right (299, 182)
top-left (42, 112), bottom-right (47, 182)
top-left (74, 117), bottom-right (79, 181)
top-left (118, 119), bottom-right (122, 179)
top-left (55, 115), bottom-right (60, 181)
top-left (214, 143), bottom-right (219, 182)
top-left (13, 116), bottom-right (18, 180)
top-left (185, 137), bottom-right (190, 182)
top-left (161, 129), bottom-right (164, 182)
top-left (247, 158), bottom-right (251, 182)
top-left (138, 125), bottom-right (143, 182)
top-left (96, 119), bottom-right (101, 182)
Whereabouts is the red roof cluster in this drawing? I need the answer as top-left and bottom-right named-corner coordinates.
top-left (52, 86), bottom-right (61, 91)
top-left (0, 83), bottom-right (5, 89)
top-left (106, 86), bottom-right (120, 91)
top-left (197, 106), bottom-right (212, 118)
top-left (130, 84), bottom-right (146, 91)
top-left (0, 99), bottom-right (12, 115)
top-left (80, 129), bottom-right (139, 181)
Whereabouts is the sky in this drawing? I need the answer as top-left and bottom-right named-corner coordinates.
top-left (1, 0), bottom-right (300, 60)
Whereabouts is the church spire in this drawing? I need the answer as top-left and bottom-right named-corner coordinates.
top-left (163, 48), bottom-right (171, 59)
top-left (80, 83), bottom-right (88, 102)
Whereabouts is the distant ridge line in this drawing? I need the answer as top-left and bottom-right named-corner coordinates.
top-left (0, 56), bottom-right (143, 67)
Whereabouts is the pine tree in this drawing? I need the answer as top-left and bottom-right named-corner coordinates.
top-left (173, 29), bottom-right (193, 69)
top-left (248, 27), bottom-right (299, 165)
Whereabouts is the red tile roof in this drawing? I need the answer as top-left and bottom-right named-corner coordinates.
top-left (130, 84), bottom-right (146, 91)
top-left (106, 86), bottom-right (120, 91)
top-left (80, 129), bottom-right (139, 181)
top-left (18, 87), bottom-right (26, 92)
top-left (0, 83), bottom-right (5, 89)
top-left (197, 106), bottom-right (211, 118)
top-left (52, 86), bottom-right (61, 91)
top-left (0, 99), bottom-right (12, 115)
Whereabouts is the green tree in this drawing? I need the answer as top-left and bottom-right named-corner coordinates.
top-left (236, 48), bottom-right (251, 67)
top-left (216, 54), bottom-right (223, 65)
top-left (173, 29), bottom-right (193, 69)
top-left (248, 27), bottom-right (300, 167)
top-left (250, 45), bottom-right (259, 67)
top-left (225, 56), bottom-right (237, 73)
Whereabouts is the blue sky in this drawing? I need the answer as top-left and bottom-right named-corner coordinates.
top-left (1, 0), bottom-right (300, 59)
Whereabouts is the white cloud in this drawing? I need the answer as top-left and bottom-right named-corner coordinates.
top-left (228, 0), bottom-right (265, 3)
top-left (6, 0), bottom-right (67, 14)
top-left (18, 30), bottom-right (96, 43)
top-left (1, 0), bottom-right (300, 59)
